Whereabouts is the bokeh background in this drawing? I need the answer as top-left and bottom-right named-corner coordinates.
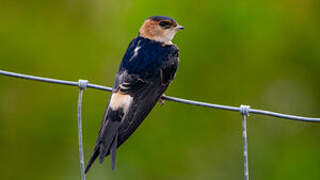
top-left (1, 0), bottom-right (320, 180)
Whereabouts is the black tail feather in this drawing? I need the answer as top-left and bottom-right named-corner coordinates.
top-left (110, 132), bottom-right (118, 170)
top-left (99, 121), bottom-right (120, 164)
top-left (85, 144), bottom-right (100, 174)
top-left (86, 109), bottom-right (122, 173)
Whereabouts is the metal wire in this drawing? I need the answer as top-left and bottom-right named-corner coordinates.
top-left (240, 105), bottom-right (250, 180)
top-left (242, 114), bottom-right (249, 180)
top-left (1, 70), bottom-right (319, 122)
top-left (77, 84), bottom-right (86, 180)
top-left (1, 69), bottom-right (320, 180)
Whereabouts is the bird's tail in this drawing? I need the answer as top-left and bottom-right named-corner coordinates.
top-left (85, 143), bottom-right (100, 174)
top-left (85, 109), bottom-right (123, 174)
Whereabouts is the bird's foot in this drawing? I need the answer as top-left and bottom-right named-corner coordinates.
top-left (159, 95), bottom-right (166, 105)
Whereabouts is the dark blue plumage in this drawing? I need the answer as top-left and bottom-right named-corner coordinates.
top-left (114, 36), bottom-right (179, 96)
top-left (85, 16), bottom-right (182, 173)
top-left (121, 36), bottom-right (178, 75)
top-left (148, 15), bottom-right (175, 22)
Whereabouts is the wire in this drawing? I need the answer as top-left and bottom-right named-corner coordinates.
top-left (1, 69), bottom-right (320, 180)
top-left (77, 83), bottom-right (86, 180)
top-left (1, 69), bottom-right (319, 122)
top-left (240, 105), bottom-right (250, 180)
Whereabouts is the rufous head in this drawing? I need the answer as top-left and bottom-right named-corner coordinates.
top-left (139, 16), bottom-right (184, 45)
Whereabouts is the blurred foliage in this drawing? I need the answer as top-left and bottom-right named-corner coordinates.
top-left (0, 0), bottom-right (320, 180)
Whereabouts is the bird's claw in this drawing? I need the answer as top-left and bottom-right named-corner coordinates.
top-left (159, 95), bottom-right (165, 105)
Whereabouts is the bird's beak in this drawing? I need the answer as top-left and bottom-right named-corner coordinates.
top-left (176, 25), bottom-right (185, 30)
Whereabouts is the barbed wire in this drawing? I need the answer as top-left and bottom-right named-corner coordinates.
top-left (1, 69), bottom-right (320, 180)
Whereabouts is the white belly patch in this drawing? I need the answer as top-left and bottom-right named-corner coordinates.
top-left (109, 92), bottom-right (133, 113)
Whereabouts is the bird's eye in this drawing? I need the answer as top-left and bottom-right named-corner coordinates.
top-left (159, 21), bottom-right (170, 27)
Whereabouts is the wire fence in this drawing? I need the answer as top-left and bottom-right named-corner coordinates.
top-left (1, 69), bottom-right (320, 180)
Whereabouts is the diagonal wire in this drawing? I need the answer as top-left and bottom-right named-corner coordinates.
top-left (0, 69), bottom-right (320, 122)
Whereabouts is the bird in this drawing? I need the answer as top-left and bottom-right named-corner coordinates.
top-left (85, 15), bottom-right (184, 173)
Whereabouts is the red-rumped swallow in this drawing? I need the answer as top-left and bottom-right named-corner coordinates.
top-left (85, 15), bottom-right (184, 173)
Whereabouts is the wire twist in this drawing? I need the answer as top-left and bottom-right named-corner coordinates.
top-left (240, 105), bottom-right (250, 116)
top-left (78, 79), bottom-right (89, 90)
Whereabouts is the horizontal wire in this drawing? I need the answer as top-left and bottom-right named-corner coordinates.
top-left (0, 69), bottom-right (319, 122)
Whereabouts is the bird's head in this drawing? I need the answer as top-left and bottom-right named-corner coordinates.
top-left (139, 16), bottom-right (184, 45)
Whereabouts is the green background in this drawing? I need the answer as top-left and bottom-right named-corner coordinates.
top-left (0, 0), bottom-right (320, 180)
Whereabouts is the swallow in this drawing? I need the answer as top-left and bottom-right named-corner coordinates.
top-left (85, 15), bottom-right (184, 173)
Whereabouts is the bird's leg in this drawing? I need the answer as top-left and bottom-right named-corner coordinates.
top-left (159, 94), bottom-right (165, 105)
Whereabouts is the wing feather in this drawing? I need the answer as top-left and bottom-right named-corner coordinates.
top-left (85, 36), bottom-right (179, 173)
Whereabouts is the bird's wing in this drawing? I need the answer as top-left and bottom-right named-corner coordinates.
top-left (84, 70), bottom-right (148, 170)
top-left (85, 37), bottom-right (179, 173)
